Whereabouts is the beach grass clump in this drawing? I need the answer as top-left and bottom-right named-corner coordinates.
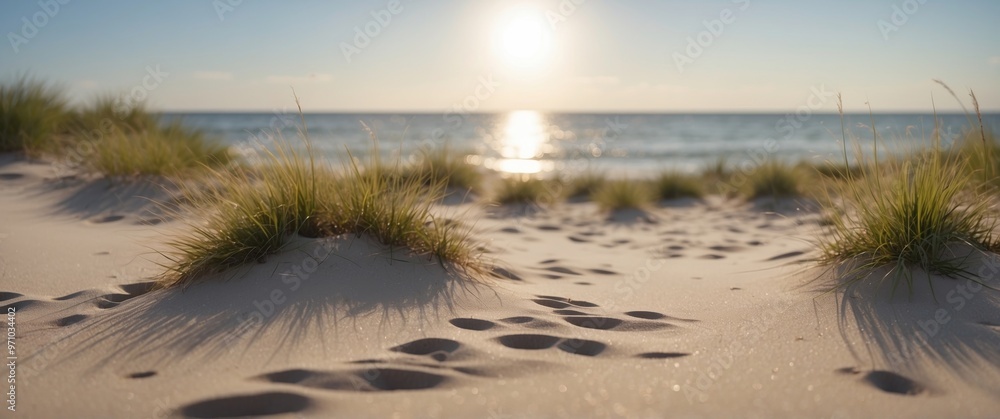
top-left (85, 121), bottom-right (232, 177)
top-left (68, 95), bottom-right (160, 132)
top-left (958, 130), bottom-right (1000, 189)
top-left (159, 141), bottom-right (324, 286)
top-left (0, 76), bottom-right (69, 154)
top-left (1, 76), bottom-right (231, 177)
top-left (562, 170), bottom-right (607, 200)
top-left (493, 177), bottom-right (557, 205)
top-left (323, 150), bottom-right (481, 267)
top-left (818, 94), bottom-right (996, 293)
top-left (593, 180), bottom-right (654, 211)
top-left (704, 156), bottom-right (730, 180)
top-left (654, 171), bottom-right (703, 200)
top-left (745, 161), bottom-right (801, 199)
top-left (820, 154), bottom-right (995, 290)
top-left (159, 127), bottom-right (483, 287)
top-left (405, 147), bottom-right (482, 191)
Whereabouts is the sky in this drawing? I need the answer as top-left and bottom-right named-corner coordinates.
top-left (2, 0), bottom-right (998, 113)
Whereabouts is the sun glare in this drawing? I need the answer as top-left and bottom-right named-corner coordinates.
top-left (485, 110), bottom-right (555, 174)
top-left (495, 8), bottom-right (552, 71)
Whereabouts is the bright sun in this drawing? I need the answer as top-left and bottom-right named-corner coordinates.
top-left (495, 8), bottom-right (552, 71)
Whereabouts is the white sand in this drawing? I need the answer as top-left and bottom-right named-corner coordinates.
top-left (2, 156), bottom-right (999, 418)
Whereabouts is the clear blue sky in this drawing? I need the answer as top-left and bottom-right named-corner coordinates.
top-left (2, 0), bottom-right (998, 112)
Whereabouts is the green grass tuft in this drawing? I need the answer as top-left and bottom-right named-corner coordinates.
top-left (593, 180), bottom-right (654, 211)
top-left (746, 161), bottom-right (801, 199)
top-left (562, 170), bottom-right (607, 200)
top-left (952, 130), bottom-right (999, 191)
top-left (0, 76), bottom-right (69, 154)
top-left (85, 122), bottom-right (232, 177)
top-left (405, 146), bottom-right (482, 191)
top-left (818, 94), bottom-right (997, 295)
top-left (493, 177), bottom-right (557, 205)
top-left (68, 94), bottom-right (160, 132)
top-left (158, 115), bottom-right (483, 288)
top-left (654, 171), bottom-right (703, 200)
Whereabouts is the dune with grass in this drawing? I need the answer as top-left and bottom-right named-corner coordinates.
top-left (2, 80), bottom-right (1000, 418)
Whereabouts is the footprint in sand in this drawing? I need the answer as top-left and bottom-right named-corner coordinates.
top-left (531, 295), bottom-right (598, 309)
top-left (95, 293), bottom-right (134, 309)
top-left (624, 311), bottom-right (665, 320)
top-left (543, 267), bottom-right (581, 276)
top-left (625, 310), bottom-right (699, 323)
top-left (0, 292), bottom-right (23, 301)
top-left (698, 254), bottom-right (725, 260)
top-left (536, 295), bottom-right (599, 307)
top-left (179, 392), bottom-right (312, 418)
top-left (837, 368), bottom-right (929, 396)
top-left (552, 309), bottom-right (588, 316)
top-left (260, 367), bottom-right (451, 392)
top-left (636, 352), bottom-right (690, 359)
top-left (534, 297), bottom-right (684, 331)
top-left (588, 268), bottom-right (618, 275)
top-left (708, 245), bottom-right (744, 253)
top-left (564, 315), bottom-right (675, 331)
top-left (494, 334), bottom-right (607, 357)
top-left (53, 314), bottom-right (88, 327)
top-left (127, 371), bottom-right (157, 379)
top-left (0, 299), bottom-right (41, 312)
top-left (498, 316), bottom-right (561, 329)
top-left (89, 214), bottom-right (125, 224)
top-left (562, 316), bottom-right (628, 330)
top-left (390, 338), bottom-right (462, 362)
top-left (53, 290), bottom-right (87, 301)
top-left (864, 370), bottom-right (928, 396)
top-left (489, 266), bottom-right (522, 281)
top-left (764, 250), bottom-right (806, 261)
top-left (96, 281), bottom-right (157, 309)
top-left (449, 318), bottom-right (497, 331)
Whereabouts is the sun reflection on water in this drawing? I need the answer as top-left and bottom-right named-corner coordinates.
top-left (487, 110), bottom-right (555, 175)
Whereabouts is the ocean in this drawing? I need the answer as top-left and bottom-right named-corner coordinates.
top-left (164, 111), bottom-right (1000, 176)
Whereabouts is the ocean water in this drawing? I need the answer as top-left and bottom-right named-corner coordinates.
top-left (165, 111), bottom-right (1000, 176)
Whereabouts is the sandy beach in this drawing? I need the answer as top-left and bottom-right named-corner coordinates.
top-left (3, 153), bottom-right (999, 418)
top-left (3, 0), bottom-right (1000, 417)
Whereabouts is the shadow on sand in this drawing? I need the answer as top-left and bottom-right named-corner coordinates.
top-left (827, 247), bottom-right (1000, 395)
top-left (49, 236), bottom-right (494, 370)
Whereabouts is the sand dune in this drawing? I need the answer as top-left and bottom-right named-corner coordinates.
top-left (2, 157), bottom-right (999, 418)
